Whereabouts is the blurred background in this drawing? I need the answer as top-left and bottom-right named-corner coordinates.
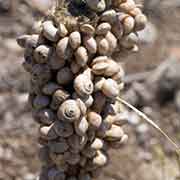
top-left (0, 0), bottom-right (180, 179)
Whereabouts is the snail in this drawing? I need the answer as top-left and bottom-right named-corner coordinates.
top-left (57, 67), bottom-right (74, 85)
top-left (96, 22), bottom-right (112, 35)
top-left (51, 88), bottom-right (70, 110)
top-left (92, 150), bottom-right (108, 166)
top-left (74, 74), bottom-right (94, 97)
top-left (57, 99), bottom-right (81, 122)
top-left (80, 24), bottom-right (95, 35)
top-left (75, 46), bottom-right (88, 67)
top-left (56, 37), bottom-right (73, 59)
top-left (86, 0), bottom-right (106, 12)
top-left (58, 23), bottom-right (68, 37)
top-left (87, 111), bottom-right (102, 128)
top-left (74, 116), bottom-right (89, 136)
top-left (83, 36), bottom-right (97, 54)
top-left (69, 31), bottom-right (81, 50)
top-left (135, 14), bottom-right (147, 31)
top-left (39, 124), bottom-right (58, 140)
top-left (100, 9), bottom-right (117, 23)
top-left (90, 138), bottom-right (104, 150)
top-left (42, 20), bottom-right (60, 42)
top-left (53, 120), bottom-right (74, 138)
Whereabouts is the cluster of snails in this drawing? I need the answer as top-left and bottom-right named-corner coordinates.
top-left (17, 0), bottom-right (147, 179)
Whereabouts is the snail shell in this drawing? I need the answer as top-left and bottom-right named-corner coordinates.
top-left (17, 35), bottom-right (30, 48)
top-left (39, 124), bottom-right (58, 140)
top-left (57, 99), bottom-right (81, 122)
top-left (33, 108), bottom-right (56, 125)
top-left (112, 65), bottom-right (125, 83)
top-left (129, 7), bottom-right (142, 17)
top-left (73, 93), bottom-right (94, 108)
top-left (33, 95), bottom-right (50, 109)
top-left (119, 0), bottom-right (136, 12)
top-left (105, 124), bottom-right (124, 141)
top-left (75, 46), bottom-right (88, 67)
top-left (120, 33), bottom-right (138, 49)
top-left (96, 22), bottom-right (111, 35)
top-left (69, 31), bottom-right (81, 49)
top-left (56, 37), bottom-right (73, 59)
top-left (76, 98), bottom-right (87, 115)
top-left (74, 74), bottom-right (94, 97)
top-left (91, 138), bottom-right (104, 150)
top-left (48, 139), bottom-right (69, 154)
top-left (48, 51), bottom-right (65, 70)
top-left (97, 37), bottom-right (110, 55)
top-left (82, 67), bottom-right (94, 80)
top-left (57, 67), bottom-right (74, 85)
top-left (92, 92), bottom-right (106, 113)
top-left (70, 61), bottom-right (81, 74)
top-left (67, 134), bottom-right (88, 153)
top-left (105, 31), bottom-right (117, 54)
top-left (42, 82), bottom-right (60, 95)
top-left (86, 0), bottom-right (106, 12)
top-left (94, 77), bottom-right (106, 91)
top-left (108, 134), bottom-right (128, 149)
top-left (92, 150), bottom-right (108, 166)
top-left (87, 111), bottom-right (102, 128)
top-left (80, 24), bottom-right (95, 35)
top-left (34, 45), bottom-right (52, 64)
top-left (42, 20), bottom-right (59, 42)
top-left (104, 60), bottom-right (120, 76)
top-left (51, 88), bottom-right (70, 110)
top-left (92, 61), bottom-right (108, 75)
top-left (134, 14), bottom-right (147, 31)
top-left (83, 36), bottom-right (97, 54)
top-left (123, 16), bottom-right (135, 34)
top-left (53, 120), bottom-right (73, 138)
top-left (102, 78), bottom-right (119, 99)
top-left (58, 23), bottom-right (68, 37)
top-left (48, 168), bottom-right (66, 180)
top-left (91, 56), bottom-right (109, 66)
top-left (74, 117), bottom-right (89, 136)
top-left (112, 15), bottom-right (124, 39)
top-left (81, 146), bottom-right (96, 158)
top-left (100, 9), bottom-right (117, 23)
top-left (64, 151), bottom-right (81, 165)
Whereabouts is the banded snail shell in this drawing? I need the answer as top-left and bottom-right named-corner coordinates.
top-left (102, 78), bottom-right (119, 99)
top-left (80, 24), bottom-right (95, 35)
top-left (74, 74), bottom-right (94, 97)
top-left (92, 150), bottom-right (108, 166)
top-left (42, 20), bottom-right (59, 42)
top-left (75, 46), bottom-right (88, 67)
top-left (83, 36), bottom-right (97, 54)
top-left (69, 31), bottom-right (81, 49)
top-left (87, 111), bottom-right (102, 128)
top-left (86, 0), bottom-right (106, 12)
top-left (57, 100), bottom-right (81, 122)
top-left (96, 22), bottom-right (111, 35)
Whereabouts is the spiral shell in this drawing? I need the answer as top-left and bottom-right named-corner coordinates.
top-left (58, 23), bottom-right (68, 37)
top-left (74, 74), bottom-right (94, 97)
top-left (92, 151), bottom-right (108, 166)
top-left (34, 45), bottom-right (52, 64)
top-left (80, 24), bottom-right (95, 35)
top-left (69, 31), bottom-right (81, 50)
top-left (100, 9), bottom-right (117, 23)
top-left (105, 124), bottom-right (124, 141)
top-left (119, 0), bottom-right (136, 12)
top-left (74, 117), bottom-right (89, 136)
top-left (57, 67), bottom-right (74, 85)
top-left (83, 36), bottom-right (97, 54)
top-left (123, 16), bottom-right (135, 34)
top-left (51, 88), bottom-right (70, 110)
top-left (96, 23), bottom-right (111, 35)
top-left (56, 37), bottom-right (73, 59)
top-left (70, 61), bottom-right (81, 74)
top-left (86, 0), bottom-right (106, 12)
top-left (97, 37), bottom-right (110, 55)
top-left (91, 138), bottom-right (104, 150)
top-left (42, 20), bottom-right (59, 42)
top-left (105, 31), bottom-right (117, 54)
top-left (102, 78), bottom-right (119, 99)
top-left (57, 100), bottom-right (81, 122)
top-left (39, 124), bottom-right (58, 140)
top-left (87, 111), bottom-right (102, 128)
top-left (75, 46), bottom-right (88, 67)
top-left (135, 14), bottom-right (147, 31)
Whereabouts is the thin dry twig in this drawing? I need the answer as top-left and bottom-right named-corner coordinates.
top-left (116, 97), bottom-right (180, 155)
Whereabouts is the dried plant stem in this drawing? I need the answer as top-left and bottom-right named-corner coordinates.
top-left (116, 97), bottom-right (180, 153)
